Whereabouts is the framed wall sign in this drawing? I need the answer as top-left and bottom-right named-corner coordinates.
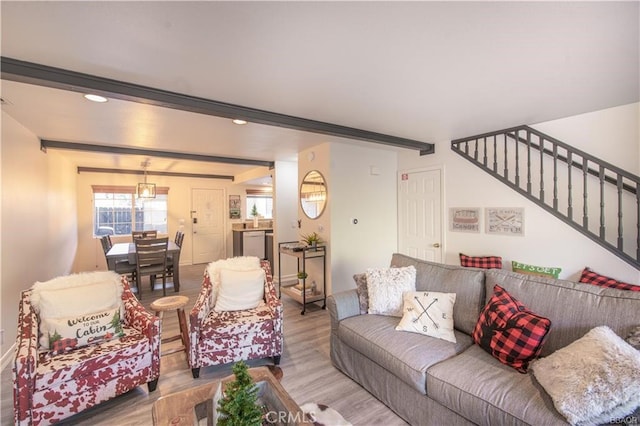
top-left (229, 195), bottom-right (241, 219)
top-left (449, 207), bottom-right (481, 233)
top-left (485, 207), bottom-right (524, 236)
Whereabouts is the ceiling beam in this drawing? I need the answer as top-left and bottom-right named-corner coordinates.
top-left (2, 57), bottom-right (435, 155)
top-left (41, 139), bottom-right (274, 168)
top-left (77, 167), bottom-right (234, 181)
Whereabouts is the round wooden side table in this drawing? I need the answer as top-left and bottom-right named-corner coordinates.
top-left (150, 295), bottom-right (190, 359)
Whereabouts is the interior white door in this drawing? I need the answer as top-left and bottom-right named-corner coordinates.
top-left (398, 169), bottom-right (443, 262)
top-left (191, 188), bottom-right (225, 264)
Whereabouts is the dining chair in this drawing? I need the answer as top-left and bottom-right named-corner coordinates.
top-left (102, 236), bottom-right (137, 289)
top-left (165, 231), bottom-right (184, 286)
top-left (135, 237), bottom-right (169, 298)
top-left (144, 230), bottom-right (158, 238)
top-left (132, 231), bottom-right (145, 240)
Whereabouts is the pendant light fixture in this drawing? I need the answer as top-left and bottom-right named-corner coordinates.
top-left (137, 160), bottom-right (156, 199)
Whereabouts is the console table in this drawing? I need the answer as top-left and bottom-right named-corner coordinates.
top-left (278, 241), bottom-right (327, 315)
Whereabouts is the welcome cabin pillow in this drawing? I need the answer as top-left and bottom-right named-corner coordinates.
top-left (42, 307), bottom-right (124, 355)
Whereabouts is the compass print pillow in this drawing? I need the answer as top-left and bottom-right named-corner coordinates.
top-left (396, 291), bottom-right (457, 343)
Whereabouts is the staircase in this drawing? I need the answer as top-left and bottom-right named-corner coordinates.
top-left (451, 125), bottom-right (640, 270)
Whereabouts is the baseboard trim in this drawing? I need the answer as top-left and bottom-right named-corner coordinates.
top-left (1, 343), bottom-right (15, 372)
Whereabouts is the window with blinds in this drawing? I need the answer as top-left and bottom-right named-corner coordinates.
top-left (92, 185), bottom-right (169, 236)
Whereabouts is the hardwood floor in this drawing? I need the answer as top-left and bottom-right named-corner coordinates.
top-left (1, 264), bottom-right (407, 425)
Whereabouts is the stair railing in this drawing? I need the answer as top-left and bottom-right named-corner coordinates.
top-left (451, 125), bottom-right (639, 270)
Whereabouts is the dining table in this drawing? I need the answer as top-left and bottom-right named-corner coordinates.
top-left (106, 241), bottom-right (182, 292)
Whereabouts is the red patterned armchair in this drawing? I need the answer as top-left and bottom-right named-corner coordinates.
top-left (13, 273), bottom-right (160, 425)
top-left (189, 259), bottom-right (283, 378)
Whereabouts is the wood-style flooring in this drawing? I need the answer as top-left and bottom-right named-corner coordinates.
top-left (1, 264), bottom-right (407, 425)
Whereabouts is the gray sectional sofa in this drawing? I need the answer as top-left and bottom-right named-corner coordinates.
top-left (328, 253), bottom-right (640, 425)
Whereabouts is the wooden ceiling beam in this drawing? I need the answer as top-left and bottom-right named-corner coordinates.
top-left (2, 57), bottom-right (435, 155)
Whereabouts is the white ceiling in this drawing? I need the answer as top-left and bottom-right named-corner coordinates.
top-left (1, 1), bottom-right (638, 179)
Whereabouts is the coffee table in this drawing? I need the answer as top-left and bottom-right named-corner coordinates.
top-left (152, 366), bottom-right (309, 425)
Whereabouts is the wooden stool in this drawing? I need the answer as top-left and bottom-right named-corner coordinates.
top-left (150, 295), bottom-right (190, 358)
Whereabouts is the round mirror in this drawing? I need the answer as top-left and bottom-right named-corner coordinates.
top-left (300, 170), bottom-right (327, 219)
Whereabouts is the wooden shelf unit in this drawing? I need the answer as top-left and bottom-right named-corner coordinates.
top-left (278, 241), bottom-right (327, 315)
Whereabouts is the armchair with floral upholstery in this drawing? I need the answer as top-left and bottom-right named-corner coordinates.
top-left (13, 272), bottom-right (160, 425)
top-left (188, 258), bottom-right (283, 378)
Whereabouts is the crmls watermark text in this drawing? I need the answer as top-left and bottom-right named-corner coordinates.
top-left (610, 415), bottom-right (638, 424)
top-left (265, 411), bottom-right (308, 423)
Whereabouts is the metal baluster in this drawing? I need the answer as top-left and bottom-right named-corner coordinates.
top-left (599, 166), bottom-right (605, 239)
top-left (526, 130), bottom-right (532, 194)
top-left (617, 175), bottom-right (623, 250)
top-left (503, 134), bottom-right (509, 180)
top-left (539, 137), bottom-right (545, 202)
top-left (483, 137), bottom-right (487, 167)
top-left (582, 157), bottom-right (588, 229)
top-left (493, 135), bottom-right (498, 172)
top-left (567, 151), bottom-right (573, 220)
top-left (553, 144), bottom-right (558, 210)
top-left (514, 131), bottom-right (520, 187)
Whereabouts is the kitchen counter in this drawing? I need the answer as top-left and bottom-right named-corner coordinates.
top-left (232, 228), bottom-right (273, 232)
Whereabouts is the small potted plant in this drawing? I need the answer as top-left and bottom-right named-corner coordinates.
top-left (218, 361), bottom-right (262, 426)
top-left (297, 271), bottom-right (308, 286)
top-left (301, 232), bottom-right (322, 248)
top-left (250, 204), bottom-right (260, 228)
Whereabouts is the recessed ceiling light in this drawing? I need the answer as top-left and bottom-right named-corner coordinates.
top-left (232, 119), bottom-right (248, 125)
top-left (84, 94), bottom-right (108, 103)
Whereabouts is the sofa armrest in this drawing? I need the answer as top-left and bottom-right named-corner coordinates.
top-left (189, 272), bottom-right (214, 367)
top-left (121, 277), bottom-right (159, 337)
top-left (327, 290), bottom-right (361, 333)
top-left (13, 290), bottom-right (39, 425)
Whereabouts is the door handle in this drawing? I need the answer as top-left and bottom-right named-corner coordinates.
top-left (433, 243), bottom-right (441, 248)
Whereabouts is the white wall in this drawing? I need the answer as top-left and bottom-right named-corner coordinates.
top-left (74, 171), bottom-right (263, 272)
top-left (272, 160), bottom-right (299, 282)
top-left (330, 143), bottom-right (398, 293)
top-left (398, 104), bottom-right (640, 283)
top-left (297, 143), bottom-right (398, 295)
top-left (1, 112), bottom-right (78, 358)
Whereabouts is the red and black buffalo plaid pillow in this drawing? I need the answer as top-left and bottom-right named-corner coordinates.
top-left (473, 285), bottom-right (551, 373)
top-left (460, 253), bottom-right (503, 269)
top-left (579, 267), bottom-right (640, 292)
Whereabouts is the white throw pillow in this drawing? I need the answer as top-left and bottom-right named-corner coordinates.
top-left (396, 291), bottom-right (457, 343)
top-left (31, 271), bottom-right (123, 350)
top-left (531, 326), bottom-right (640, 426)
top-left (366, 266), bottom-right (416, 317)
top-left (214, 268), bottom-right (265, 312)
top-left (206, 256), bottom-right (262, 304)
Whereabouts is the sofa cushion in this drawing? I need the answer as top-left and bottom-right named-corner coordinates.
top-left (473, 285), bottom-right (551, 373)
top-left (390, 253), bottom-right (486, 335)
top-left (426, 344), bottom-right (567, 425)
top-left (366, 266), bottom-right (416, 317)
top-left (396, 291), bottom-right (457, 343)
top-left (338, 314), bottom-right (473, 394)
top-left (531, 326), bottom-right (640, 426)
top-left (579, 267), bottom-right (640, 292)
top-left (485, 269), bottom-right (640, 356)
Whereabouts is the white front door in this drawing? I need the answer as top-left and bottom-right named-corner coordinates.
top-left (191, 188), bottom-right (226, 264)
top-left (398, 168), bottom-right (443, 262)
